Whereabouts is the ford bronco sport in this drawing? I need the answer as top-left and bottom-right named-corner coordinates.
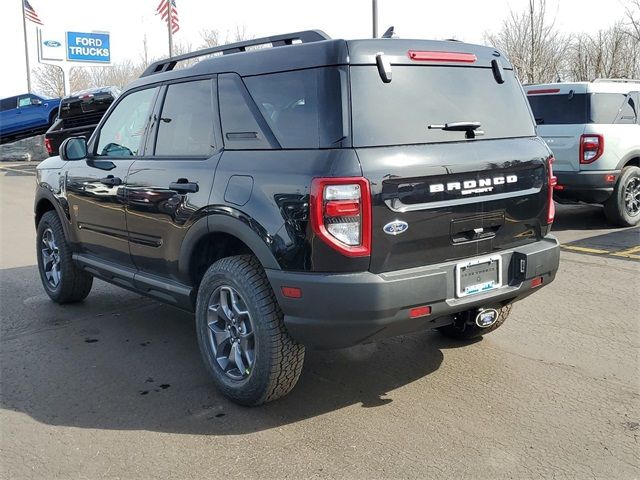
top-left (34, 31), bottom-right (560, 405)
top-left (525, 80), bottom-right (640, 226)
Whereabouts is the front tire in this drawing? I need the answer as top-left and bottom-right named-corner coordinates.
top-left (36, 211), bottom-right (93, 303)
top-left (438, 304), bottom-right (512, 341)
top-left (604, 166), bottom-right (640, 227)
top-left (195, 255), bottom-right (305, 406)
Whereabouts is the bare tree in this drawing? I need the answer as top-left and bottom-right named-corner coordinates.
top-left (625, 0), bottom-right (640, 41)
top-left (485, 0), bottom-right (567, 83)
top-left (569, 23), bottom-right (640, 80)
top-left (32, 65), bottom-right (90, 97)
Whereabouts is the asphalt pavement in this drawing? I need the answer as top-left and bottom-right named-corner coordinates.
top-left (1, 164), bottom-right (638, 479)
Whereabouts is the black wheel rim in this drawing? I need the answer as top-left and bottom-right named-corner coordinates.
top-left (624, 176), bottom-right (640, 217)
top-left (206, 285), bottom-right (255, 381)
top-left (41, 227), bottom-right (61, 288)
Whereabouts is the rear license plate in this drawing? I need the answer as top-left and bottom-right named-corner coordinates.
top-left (456, 256), bottom-right (502, 298)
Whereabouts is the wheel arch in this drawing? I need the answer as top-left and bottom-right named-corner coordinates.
top-left (34, 187), bottom-right (73, 242)
top-left (179, 213), bottom-right (282, 289)
top-left (616, 151), bottom-right (640, 170)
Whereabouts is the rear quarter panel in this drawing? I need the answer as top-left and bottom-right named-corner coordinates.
top-left (582, 124), bottom-right (640, 171)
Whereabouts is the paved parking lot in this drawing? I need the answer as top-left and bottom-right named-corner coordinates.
top-left (1, 164), bottom-right (639, 479)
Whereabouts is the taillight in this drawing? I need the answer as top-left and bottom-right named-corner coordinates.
top-left (579, 134), bottom-right (604, 164)
top-left (44, 137), bottom-right (53, 155)
top-left (310, 177), bottom-right (371, 257)
top-left (547, 157), bottom-right (557, 224)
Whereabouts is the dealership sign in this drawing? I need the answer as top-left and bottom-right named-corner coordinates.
top-left (66, 31), bottom-right (111, 63)
top-left (39, 29), bottom-right (66, 61)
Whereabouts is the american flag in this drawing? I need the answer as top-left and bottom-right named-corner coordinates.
top-left (156, 0), bottom-right (179, 34)
top-left (23, 0), bottom-right (43, 25)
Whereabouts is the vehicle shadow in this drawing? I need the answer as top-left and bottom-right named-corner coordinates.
top-left (0, 265), bottom-right (469, 435)
top-left (551, 202), bottom-right (612, 232)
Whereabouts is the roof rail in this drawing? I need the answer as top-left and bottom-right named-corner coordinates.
top-left (140, 30), bottom-right (331, 78)
top-left (592, 78), bottom-right (640, 84)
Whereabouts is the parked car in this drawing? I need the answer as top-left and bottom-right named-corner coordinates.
top-left (45, 86), bottom-right (121, 156)
top-left (0, 93), bottom-right (61, 144)
top-left (34, 30), bottom-right (560, 406)
top-left (525, 80), bottom-right (640, 226)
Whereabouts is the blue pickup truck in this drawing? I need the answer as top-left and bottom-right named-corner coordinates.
top-left (0, 93), bottom-right (61, 144)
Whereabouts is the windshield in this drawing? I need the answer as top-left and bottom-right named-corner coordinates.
top-left (350, 65), bottom-right (535, 147)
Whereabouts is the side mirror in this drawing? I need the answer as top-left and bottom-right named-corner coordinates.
top-left (60, 137), bottom-right (88, 161)
top-left (31, 98), bottom-right (43, 106)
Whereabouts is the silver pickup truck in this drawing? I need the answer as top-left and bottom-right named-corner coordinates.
top-left (525, 80), bottom-right (640, 226)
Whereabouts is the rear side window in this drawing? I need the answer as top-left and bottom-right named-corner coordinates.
top-left (591, 93), bottom-right (638, 125)
top-left (244, 68), bottom-right (346, 149)
top-left (351, 66), bottom-right (535, 147)
top-left (154, 80), bottom-right (216, 156)
top-left (0, 97), bottom-right (16, 111)
top-left (527, 94), bottom-right (589, 125)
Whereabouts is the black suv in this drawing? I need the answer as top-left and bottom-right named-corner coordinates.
top-left (34, 31), bottom-right (560, 405)
top-left (45, 86), bottom-right (121, 156)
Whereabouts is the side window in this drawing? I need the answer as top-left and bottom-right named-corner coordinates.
top-left (0, 97), bottom-right (16, 111)
top-left (615, 94), bottom-right (638, 125)
top-left (218, 73), bottom-right (274, 150)
top-left (17, 96), bottom-right (31, 107)
top-left (244, 68), bottom-right (346, 148)
top-left (590, 93), bottom-right (627, 124)
top-left (96, 87), bottom-right (157, 157)
top-left (154, 80), bottom-right (215, 156)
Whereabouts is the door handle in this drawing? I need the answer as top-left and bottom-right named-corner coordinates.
top-left (100, 175), bottom-right (122, 186)
top-left (169, 179), bottom-right (199, 193)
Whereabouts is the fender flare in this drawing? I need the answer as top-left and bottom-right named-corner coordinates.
top-left (34, 185), bottom-right (74, 243)
top-left (615, 150), bottom-right (640, 171)
top-left (178, 212), bottom-right (281, 280)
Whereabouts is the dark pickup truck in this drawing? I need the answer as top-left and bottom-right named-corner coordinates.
top-left (45, 86), bottom-right (120, 156)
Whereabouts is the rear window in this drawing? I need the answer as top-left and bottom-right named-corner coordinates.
top-left (350, 66), bottom-right (535, 147)
top-left (243, 67), bottom-right (346, 149)
top-left (528, 92), bottom-right (638, 125)
top-left (527, 93), bottom-right (589, 125)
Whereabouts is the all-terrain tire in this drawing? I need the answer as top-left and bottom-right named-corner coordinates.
top-left (604, 166), bottom-right (640, 227)
top-left (36, 210), bottom-right (93, 303)
top-left (195, 255), bottom-right (305, 406)
top-left (437, 304), bottom-right (512, 341)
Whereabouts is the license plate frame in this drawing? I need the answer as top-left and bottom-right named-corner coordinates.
top-left (455, 255), bottom-right (502, 298)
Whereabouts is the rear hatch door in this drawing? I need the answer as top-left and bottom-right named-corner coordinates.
top-left (348, 42), bottom-right (552, 273)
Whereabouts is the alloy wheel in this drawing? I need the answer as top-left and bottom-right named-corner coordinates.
top-left (624, 177), bottom-right (640, 217)
top-left (206, 285), bottom-right (256, 381)
top-left (41, 227), bottom-right (61, 288)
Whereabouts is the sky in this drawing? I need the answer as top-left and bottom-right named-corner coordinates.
top-left (0, 0), bottom-right (631, 98)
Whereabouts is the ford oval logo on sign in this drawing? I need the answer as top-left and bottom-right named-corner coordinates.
top-left (383, 220), bottom-right (409, 235)
top-left (43, 40), bottom-right (61, 47)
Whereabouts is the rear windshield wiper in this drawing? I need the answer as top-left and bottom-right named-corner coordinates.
top-left (428, 121), bottom-right (483, 139)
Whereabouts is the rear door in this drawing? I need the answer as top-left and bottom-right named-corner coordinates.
top-left (125, 77), bottom-right (221, 284)
top-left (350, 62), bottom-right (551, 273)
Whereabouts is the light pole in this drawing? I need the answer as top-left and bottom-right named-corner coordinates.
top-left (372, 0), bottom-right (378, 38)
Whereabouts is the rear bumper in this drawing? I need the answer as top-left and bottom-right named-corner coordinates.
top-left (266, 236), bottom-right (560, 349)
top-left (554, 170), bottom-right (619, 203)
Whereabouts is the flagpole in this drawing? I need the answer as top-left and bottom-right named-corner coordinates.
top-left (167, 0), bottom-right (173, 57)
top-left (21, 0), bottom-right (32, 92)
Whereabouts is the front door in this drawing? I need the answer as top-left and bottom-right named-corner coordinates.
top-left (125, 78), bottom-right (220, 284)
top-left (65, 86), bottom-right (160, 267)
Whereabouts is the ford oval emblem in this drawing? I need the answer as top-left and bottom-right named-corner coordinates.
top-left (43, 40), bottom-right (61, 47)
top-left (383, 220), bottom-right (409, 235)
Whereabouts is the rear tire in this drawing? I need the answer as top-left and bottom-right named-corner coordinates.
top-left (604, 166), bottom-right (640, 227)
top-left (195, 255), bottom-right (305, 406)
top-left (36, 211), bottom-right (93, 304)
top-left (438, 304), bottom-right (512, 341)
